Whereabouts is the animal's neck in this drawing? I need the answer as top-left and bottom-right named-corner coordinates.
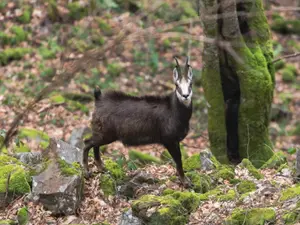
top-left (171, 92), bottom-right (192, 120)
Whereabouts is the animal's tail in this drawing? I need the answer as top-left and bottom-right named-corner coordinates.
top-left (94, 86), bottom-right (101, 101)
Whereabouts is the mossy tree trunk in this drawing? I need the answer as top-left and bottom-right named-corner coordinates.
top-left (199, 0), bottom-right (275, 167)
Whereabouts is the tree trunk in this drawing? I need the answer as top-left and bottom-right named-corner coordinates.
top-left (199, 0), bottom-right (275, 168)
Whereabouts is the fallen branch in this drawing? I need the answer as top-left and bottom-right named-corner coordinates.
top-left (272, 52), bottom-right (300, 63)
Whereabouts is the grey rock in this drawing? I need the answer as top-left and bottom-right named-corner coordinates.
top-left (200, 149), bottom-right (215, 171)
top-left (31, 162), bottom-right (83, 215)
top-left (68, 127), bottom-right (91, 150)
top-left (48, 138), bottom-right (83, 166)
top-left (119, 171), bottom-right (157, 198)
top-left (15, 152), bottom-right (43, 165)
top-left (119, 209), bottom-right (142, 225)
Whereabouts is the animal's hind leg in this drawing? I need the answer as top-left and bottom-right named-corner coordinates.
top-left (83, 138), bottom-right (94, 178)
top-left (93, 145), bottom-right (105, 172)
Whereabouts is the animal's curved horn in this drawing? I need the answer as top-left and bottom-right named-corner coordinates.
top-left (174, 57), bottom-right (182, 76)
top-left (184, 56), bottom-right (190, 77)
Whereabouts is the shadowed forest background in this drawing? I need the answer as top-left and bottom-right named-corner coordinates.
top-left (0, 0), bottom-right (299, 224)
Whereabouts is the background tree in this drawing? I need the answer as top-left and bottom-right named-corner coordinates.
top-left (199, 0), bottom-right (275, 167)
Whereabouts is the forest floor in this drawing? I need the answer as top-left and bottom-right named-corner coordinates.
top-left (0, 0), bottom-right (299, 224)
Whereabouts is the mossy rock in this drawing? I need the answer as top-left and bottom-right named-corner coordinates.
top-left (99, 159), bottom-right (125, 196)
top-left (103, 158), bottom-right (125, 180)
top-left (198, 187), bottom-right (223, 201)
top-left (274, 60), bottom-right (285, 71)
top-left (237, 180), bottom-right (256, 194)
top-left (225, 207), bottom-right (276, 225)
top-left (261, 151), bottom-right (287, 169)
top-left (240, 159), bottom-right (263, 179)
top-left (183, 153), bottom-right (201, 171)
top-left (57, 159), bottom-right (82, 177)
top-left (0, 48), bottom-right (31, 65)
top-left (17, 207), bottom-right (29, 225)
top-left (99, 174), bottom-right (115, 196)
top-left (129, 150), bottom-right (161, 166)
top-left (280, 185), bottom-right (300, 201)
top-left (132, 194), bottom-right (195, 225)
top-left (186, 171), bottom-right (212, 193)
top-left (214, 165), bottom-right (235, 181)
top-left (283, 211), bottom-right (299, 224)
top-left (282, 68), bottom-right (296, 82)
top-left (0, 157), bottom-right (30, 194)
top-left (162, 189), bottom-right (201, 212)
top-left (0, 220), bottom-right (17, 225)
top-left (217, 189), bottom-right (236, 201)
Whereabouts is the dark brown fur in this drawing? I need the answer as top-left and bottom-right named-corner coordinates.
top-left (83, 89), bottom-right (193, 187)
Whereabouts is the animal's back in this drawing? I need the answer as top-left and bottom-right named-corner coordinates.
top-left (92, 91), bottom-right (172, 145)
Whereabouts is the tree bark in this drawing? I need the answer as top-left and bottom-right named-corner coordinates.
top-left (200, 0), bottom-right (275, 167)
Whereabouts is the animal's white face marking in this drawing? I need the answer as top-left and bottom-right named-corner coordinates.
top-left (173, 66), bottom-right (193, 107)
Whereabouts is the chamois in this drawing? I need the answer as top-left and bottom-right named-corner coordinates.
top-left (83, 57), bottom-right (193, 187)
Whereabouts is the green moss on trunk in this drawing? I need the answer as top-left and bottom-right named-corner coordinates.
top-left (200, 0), bottom-right (274, 168)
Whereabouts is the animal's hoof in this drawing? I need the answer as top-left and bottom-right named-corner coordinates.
top-left (181, 177), bottom-right (194, 189)
top-left (84, 170), bottom-right (92, 179)
top-left (95, 163), bottom-right (106, 173)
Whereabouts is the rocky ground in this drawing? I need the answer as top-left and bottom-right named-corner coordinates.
top-left (0, 0), bottom-right (299, 224)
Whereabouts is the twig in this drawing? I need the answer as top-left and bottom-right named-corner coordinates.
top-left (272, 52), bottom-right (300, 63)
top-left (4, 172), bottom-right (11, 205)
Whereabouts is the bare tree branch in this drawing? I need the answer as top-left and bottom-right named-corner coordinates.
top-left (272, 52), bottom-right (300, 63)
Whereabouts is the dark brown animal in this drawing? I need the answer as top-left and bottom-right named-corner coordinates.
top-left (83, 57), bottom-right (193, 187)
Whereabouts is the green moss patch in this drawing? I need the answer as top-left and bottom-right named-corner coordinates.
top-left (99, 159), bottom-right (125, 196)
top-left (17, 207), bottom-right (29, 225)
top-left (0, 164), bottom-right (30, 194)
top-left (261, 151), bottom-right (287, 169)
top-left (283, 211), bottom-right (299, 224)
top-left (237, 180), bottom-right (256, 194)
top-left (0, 220), bottom-right (17, 225)
top-left (280, 185), bottom-right (300, 201)
top-left (129, 150), bottom-right (160, 166)
top-left (214, 165), bottom-right (235, 181)
top-left (57, 159), bottom-right (81, 177)
top-left (225, 207), bottom-right (276, 225)
top-left (240, 159), bottom-right (263, 179)
top-left (103, 159), bottom-right (125, 180)
top-left (186, 171), bottom-right (212, 193)
top-left (183, 153), bottom-right (201, 171)
top-left (132, 192), bottom-right (199, 225)
top-left (282, 68), bottom-right (296, 82)
top-left (100, 174), bottom-right (115, 196)
top-left (0, 48), bottom-right (31, 65)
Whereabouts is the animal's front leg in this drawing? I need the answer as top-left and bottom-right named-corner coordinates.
top-left (164, 142), bottom-right (193, 188)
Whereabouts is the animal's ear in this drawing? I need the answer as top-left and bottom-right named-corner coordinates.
top-left (187, 66), bottom-right (193, 80)
top-left (173, 67), bottom-right (179, 82)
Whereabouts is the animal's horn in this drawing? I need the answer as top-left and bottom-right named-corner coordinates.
top-left (184, 56), bottom-right (190, 77)
top-left (174, 57), bottom-right (182, 76)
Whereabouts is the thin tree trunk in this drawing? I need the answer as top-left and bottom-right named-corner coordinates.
top-left (200, 0), bottom-right (275, 167)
